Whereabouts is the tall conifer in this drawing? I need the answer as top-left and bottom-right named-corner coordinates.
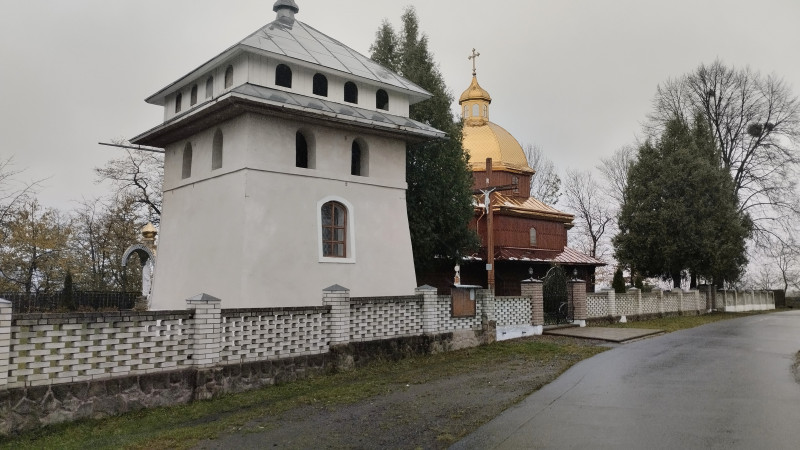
top-left (370, 7), bottom-right (478, 275)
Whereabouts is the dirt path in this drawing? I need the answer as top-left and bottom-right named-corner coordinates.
top-left (195, 336), bottom-right (606, 449)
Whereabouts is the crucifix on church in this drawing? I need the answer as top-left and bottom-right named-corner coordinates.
top-left (476, 157), bottom-right (516, 290)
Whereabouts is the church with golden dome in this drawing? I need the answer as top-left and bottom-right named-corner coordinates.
top-left (453, 52), bottom-right (604, 295)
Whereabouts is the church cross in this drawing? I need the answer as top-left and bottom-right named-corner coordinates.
top-left (468, 48), bottom-right (480, 76)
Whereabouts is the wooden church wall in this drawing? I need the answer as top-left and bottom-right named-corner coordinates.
top-left (473, 215), bottom-right (567, 251)
top-left (472, 170), bottom-right (531, 198)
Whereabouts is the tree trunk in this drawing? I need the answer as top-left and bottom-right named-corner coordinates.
top-left (672, 271), bottom-right (682, 289)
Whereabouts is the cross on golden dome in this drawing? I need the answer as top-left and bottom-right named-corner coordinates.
top-left (468, 48), bottom-right (480, 76)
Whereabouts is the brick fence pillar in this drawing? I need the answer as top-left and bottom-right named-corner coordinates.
top-left (607, 291), bottom-right (617, 318)
top-left (415, 285), bottom-right (439, 335)
top-left (186, 293), bottom-right (222, 367)
top-left (0, 299), bottom-right (11, 389)
top-left (569, 280), bottom-right (587, 327)
top-left (323, 285), bottom-right (351, 346)
top-left (521, 279), bottom-right (543, 335)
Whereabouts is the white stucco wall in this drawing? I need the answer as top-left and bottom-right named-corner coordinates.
top-left (162, 53), bottom-right (411, 123)
top-left (150, 112), bottom-right (416, 310)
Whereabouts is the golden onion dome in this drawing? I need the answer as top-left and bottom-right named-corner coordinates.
top-left (463, 122), bottom-right (534, 174)
top-left (459, 76), bottom-right (492, 104)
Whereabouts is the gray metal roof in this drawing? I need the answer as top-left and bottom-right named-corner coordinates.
top-left (231, 83), bottom-right (442, 135)
top-left (146, 18), bottom-right (430, 105)
top-left (132, 83), bottom-right (445, 147)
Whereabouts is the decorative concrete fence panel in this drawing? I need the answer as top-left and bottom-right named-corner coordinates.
top-left (349, 296), bottom-right (424, 342)
top-left (641, 293), bottom-right (660, 315)
top-left (6, 310), bottom-right (192, 389)
top-left (586, 293), bottom-right (610, 318)
top-left (219, 307), bottom-right (330, 363)
top-left (495, 297), bottom-right (531, 327)
top-left (616, 294), bottom-right (638, 317)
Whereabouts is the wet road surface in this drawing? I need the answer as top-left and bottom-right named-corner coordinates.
top-left (454, 311), bottom-right (800, 449)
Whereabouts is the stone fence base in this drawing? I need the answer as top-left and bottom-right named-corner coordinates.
top-left (0, 332), bottom-right (464, 436)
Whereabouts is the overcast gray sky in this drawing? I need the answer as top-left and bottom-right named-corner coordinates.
top-left (2, 0), bottom-right (799, 211)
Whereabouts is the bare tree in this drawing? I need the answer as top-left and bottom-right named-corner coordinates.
top-left (524, 144), bottom-right (561, 205)
top-left (597, 145), bottom-right (636, 208)
top-left (0, 156), bottom-right (43, 228)
top-left (95, 141), bottom-right (163, 225)
top-left (763, 234), bottom-right (800, 293)
top-left (563, 169), bottom-right (613, 259)
top-left (70, 194), bottom-right (143, 292)
top-left (648, 60), bottom-right (800, 241)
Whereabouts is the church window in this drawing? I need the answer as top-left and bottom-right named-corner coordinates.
top-left (190, 84), bottom-right (198, 106)
top-left (175, 93), bottom-right (182, 113)
top-left (182, 143), bottom-right (193, 179)
top-left (321, 201), bottom-right (347, 258)
top-left (376, 89), bottom-right (389, 110)
top-left (472, 104), bottom-right (479, 117)
top-left (313, 73), bottom-right (328, 96)
top-left (205, 76), bottom-right (214, 98)
top-left (483, 105), bottom-right (488, 117)
top-left (275, 64), bottom-right (292, 88)
top-left (224, 65), bottom-right (234, 89)
top-left (212, 130), bottom-right (223, 170)
top-left (512, 175), bottom-right (519, 194)
top-left (351, 140), bottom-right (368, 176)
top-left (344, 81), bottom-right (358, 104)
top-left (530, 228), bottom-right (537, 247)
top-left (296, 131), bottom-right (309, 168)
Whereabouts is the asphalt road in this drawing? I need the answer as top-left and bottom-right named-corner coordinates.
top-left (453, 311), bottom-right (800, 450)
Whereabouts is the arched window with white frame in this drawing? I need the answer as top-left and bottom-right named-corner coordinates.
top-left (317, 197), bottom-right (356, 263)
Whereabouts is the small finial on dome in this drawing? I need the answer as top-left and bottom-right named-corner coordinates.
top-left (273, 0), bottom-right (299, 21)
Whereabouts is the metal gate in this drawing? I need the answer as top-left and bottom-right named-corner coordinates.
top-left (543, 266), bottom-right (573, 325)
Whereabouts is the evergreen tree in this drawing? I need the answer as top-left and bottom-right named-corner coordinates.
top-left (614, 116), bottom-right (751, 287)
top-left (612, 268), bottom-right (626, 293)
top-left (370, 7), bottom-right (478, 274)
top-left (61, 271), bottom-right (76, 311)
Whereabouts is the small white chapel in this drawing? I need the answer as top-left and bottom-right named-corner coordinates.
top-left (131, 1), bottom-right (444, 309)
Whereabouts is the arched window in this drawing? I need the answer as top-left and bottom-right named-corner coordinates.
top-left (321, 201), bottom-right (347, 258)
top-left (212, 129), bottom-right (223, 170)
top-left (224, 65), bottom-right (234, 89)
top-left (296, 131), bottom-right (309, 168)
top-left (472, 104), bottom-right (479, 117)
top-left (205, 76), bottom-right (214, 98)
top-left (175, 93), bottom-right (182, 113)
top-left (376, 89), bottom-right (389, 110)
top-left (344, 81), bottom-right (358, 104)
top-left (182, 143), bottom-right (193, 179)
top-left (530, 228), bottom-right (537, 247)
top-left (313, 73), bottom-right (328, 97)
top-left (275, 64), bottom-right (292, 88)
top-left (190, 84), bottom-right (198, 106)
top-left (351, 141), bottom-right (364, 176)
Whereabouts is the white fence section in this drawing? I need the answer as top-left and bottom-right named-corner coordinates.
top-left (716, 290), bottom-right (775, 312)
top-left (0, 287), bottom-right (498, 391)
top-left (587, 289), bottom-right (774, 320)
